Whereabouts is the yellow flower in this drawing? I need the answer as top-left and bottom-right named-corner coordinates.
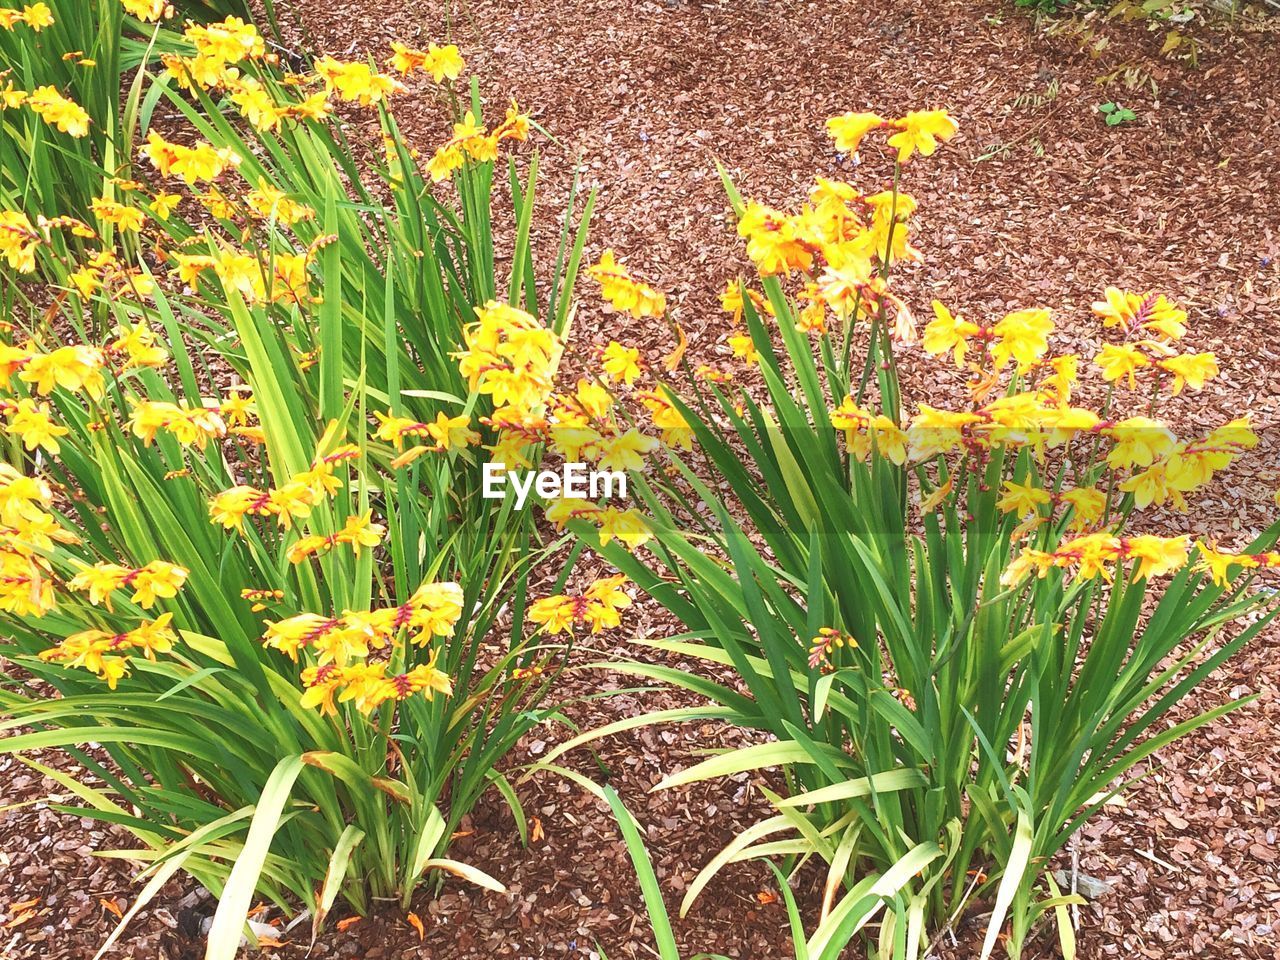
top-left (736, 202), bottom-right (814, 276)
top-left (727, 333), bottom-right (759, 366)
top-left (141, 131), bottom-right (239, 184)
top-left (808, 626), bottom-right (857, 669)
top-left (19, 344), bottom-right (105, 398)
top-left (886, 110), bottom-right (958, 163)
top-left (594, 429), bottom-right (657, 472)
top-left (185, 16), bottom-right (264, 64)
top-left (1124, 535), bottom-right (1189, 580)
top-left (40, 630), bottom-right (129, 687)
top-left (825, 111), bottom-right (886, 155)
top-left (922, 301), bottom-right (982, 367)
top-left (1156, 352), bottom-right (1218, 395)
top-left (229, 79), bottom-right (283, 131)
top-left (1039, 354), bottom-right (1078, 404)
top-left (494, 100), bottom-right (530, 142)
top-left (602, 340), bottom-right (643, 385)
top-left (120, 0), bottom-right (168, 21)
top-left (26, 85), bottom-right (90, 137)
top-left (530, 575), bottom-right (631, 635)
top-left (1091, 288), bottom-right (1186, 341)
top-left (0, 463), bottom-right (53, 525)
top-left (389, 41), bottom-right (465, 81)
top-left (596, 507), bottom-right (652, 549)
top-left (129, 400), bottom-right (226, 450)
top-left (907, 405), bottom-right (983, 460)
top-left (209, 485), bottom-right (275, 531)
top-left (109, 319), bottom-right (168, 369)
top-left (719, 281), bottom-right (773, 325)
top-left (1193, 541), bottom-right (1258, 588)
top-left (299, 663), bottom-right (345, 715)
top-left (588, 250), bottom-right (667, 319)
top-left (5, 398), bottom-right (68, 454)
top-left (374, 410), bottom-right (431, 448)
top-left (1059, 487), bottom-right (1105, 532)
top-left (425, 411), bottom-right (480, 451)
top-left (405, 580), bottom-right (465, 642)
top-left (337, 511), bottom-right (385, 556)
top-left (263, 613), bottom-right (356, 663)
top-left (454, 301), bottom-right (561, 409)
top-left (0, 549), bottom-right (56, 616)
top-left (1094, 343), bottom-right (1149, 389)
top-left (21, 2), bottom-right (53, 29)
top-left (244, 179), bottom-right (314, 225)
top-left (991, 309), bottom-right (1053, 373)
top-left (129, 561), bottom-right (189, 607)
top-left (91, 197), bottom-right (146, 232)
top-left (1104, 417), bottom-right (1176, 470)
top-left (996, 479), bottom-right (1052, 517)
top-left (1118, 463), bottom-right (1173, 510)
top-left (0, 210), bottom-right (41, 272)
top-left (637, 390), bottom-right (692, 450)
top-left (67, 559), bottom-right (187, 610)
top-left (544, 497), bottom-right (600, 530)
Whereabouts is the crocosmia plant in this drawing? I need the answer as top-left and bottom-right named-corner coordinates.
top-left (0, 5), bottom-right (618, 956)
top-left (557, 110), bottom-right (1279, 959)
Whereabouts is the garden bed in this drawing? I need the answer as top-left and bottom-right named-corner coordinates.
top-left (1, 0), bottom-right (1278, 957)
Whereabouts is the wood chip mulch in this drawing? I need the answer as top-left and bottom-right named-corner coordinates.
top-left (3, 1), bottom-right (1279, 958)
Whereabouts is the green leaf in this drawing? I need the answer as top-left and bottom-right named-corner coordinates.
top-left (205, 755), bottom-right (304, 960)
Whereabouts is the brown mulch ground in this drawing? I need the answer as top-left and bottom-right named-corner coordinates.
top-left (3, 0), bottom-right (1280, 958)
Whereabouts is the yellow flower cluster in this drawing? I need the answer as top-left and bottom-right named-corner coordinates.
top-left (922, 304), bottom-right (1054, 373)
top-left (1193, 542), bottom-right (1280, 588)
top-left (0, 210), bottom-right (43, 272)
top-left (996, 481), bottom-right (1106, 534)
top-left (67, 559), bottom-right (188, 610)
top-left (425, 102), bottom-right (530, 182)
top-left (0, 397), bottom-right (68, 454)
top-left (588, 250), bottom-right (666, 319)
top-left (153, 18), bottom-right (475, 143)
top-left (0, 463), bottom-right (68, 616)
top-left (374, 410), bottom-right (479, 470)
top-left (286, 512), bottom-right (384, 564)
top-left (529, 575), bottom-right (632, 634)
top-left (831, 287), bottom-right (1254, 534)
top-left (825, 109), bottom-right (959, 163)
top-left (171, 245), bottom-right (315, 306)
top-left (0, 2), bottom-right (52, 30)
top-left (546, 380), bottom-right (658, 472)
top-left (23, 84), bottom-right (91, 137)
top-left (300, 658), bottom-right (451, 715)
top-left (544, 498), bottom-right (652, 549)
top-left (38, 613), bottom-right (178, 689)
top-left (1003, 533), bottom-right (1191, 585)
top-left (314, 56), bottom-right (401, 106)
top-left (2, 340), bottom-right (105, 397)
top-left (264, 581), bottom-right (462, 663)
top-left (119, 0), bottom-right (169, 22)
top-left (456, 301), bottom-right (562, 409)
top-left (129, 399), bottom-right (227, 450)
top-left (732, 172), bottom-right (931, 343)
top-left (808, 627), bottom-right (857, 671)
top-left (264, 582), bottom-right (462, 715)
top-left (386, 41), bottom-right (465, 81)
top-left (1089, 288), bottom-right (1218, 394)
top-left (209, 441), bottom-right (362, 535)
top-left (140, 130), bottom-right (240, 185)
top-left (0, 458), bottom-right (186, 683)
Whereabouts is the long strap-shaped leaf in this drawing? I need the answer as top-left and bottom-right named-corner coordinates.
top-left (205, 755), bottom-right (304, 960)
